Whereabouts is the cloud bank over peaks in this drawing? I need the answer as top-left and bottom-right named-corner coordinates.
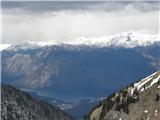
top-left (2, 1), bottom-right (159, 44)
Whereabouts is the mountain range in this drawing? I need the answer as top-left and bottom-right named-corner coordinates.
top-left (1, 32), bottom-right (159, 50)
top-left (1, 32), bottom-right (160, 119)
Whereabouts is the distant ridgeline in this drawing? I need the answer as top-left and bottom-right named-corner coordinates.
top-left (85, 71), bottom-right (160, 120)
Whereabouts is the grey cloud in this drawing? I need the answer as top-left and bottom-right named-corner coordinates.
top-left (2, 1), bottom-right (159, 44)
top-left (2, 1), bottom-right (159, 14)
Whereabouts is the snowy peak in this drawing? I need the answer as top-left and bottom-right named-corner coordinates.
top-left (8, 42), bottom-right (41, 51)
top-left (0, 32), bottom-right (159, 51)
top-left (0, 42), bottom-right (42, 51)
top-left (69, 32), bottom-right (159, 48)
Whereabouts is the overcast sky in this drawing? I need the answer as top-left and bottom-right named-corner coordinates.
top-left (1, 1), bottom-right (159, 44)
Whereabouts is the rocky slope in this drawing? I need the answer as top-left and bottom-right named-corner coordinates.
top-left (85, 71), bottom-right (160, 120)
top-left (1, 84), bottom-right (74, 120)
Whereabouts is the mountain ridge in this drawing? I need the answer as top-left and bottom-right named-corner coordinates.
top-left (85, 71), bottom-right (160, 120)
top-left (1, 32), bottom-right (159, 51)
top-left (1, 84), bottom-right (75, 120)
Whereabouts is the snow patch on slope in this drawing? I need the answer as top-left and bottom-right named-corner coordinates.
top-left (133, 71), bottom-right (160, 93)
top-left (0, 44), bottom-right (11, 51)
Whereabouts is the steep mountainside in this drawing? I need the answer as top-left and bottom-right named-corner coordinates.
top-left (85, 71), bottom-right (160, 120)
top-left (1, 84), bottom-right (74, 120)
top-left (2, 45), bottom-right (159, 99)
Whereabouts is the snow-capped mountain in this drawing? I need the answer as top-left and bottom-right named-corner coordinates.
top-left (0, 42), bottom-right (39, 51)
top-left (67, 32), bottom-right (159, 48)
top-left (0, 32), bottom-right (159, 51)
